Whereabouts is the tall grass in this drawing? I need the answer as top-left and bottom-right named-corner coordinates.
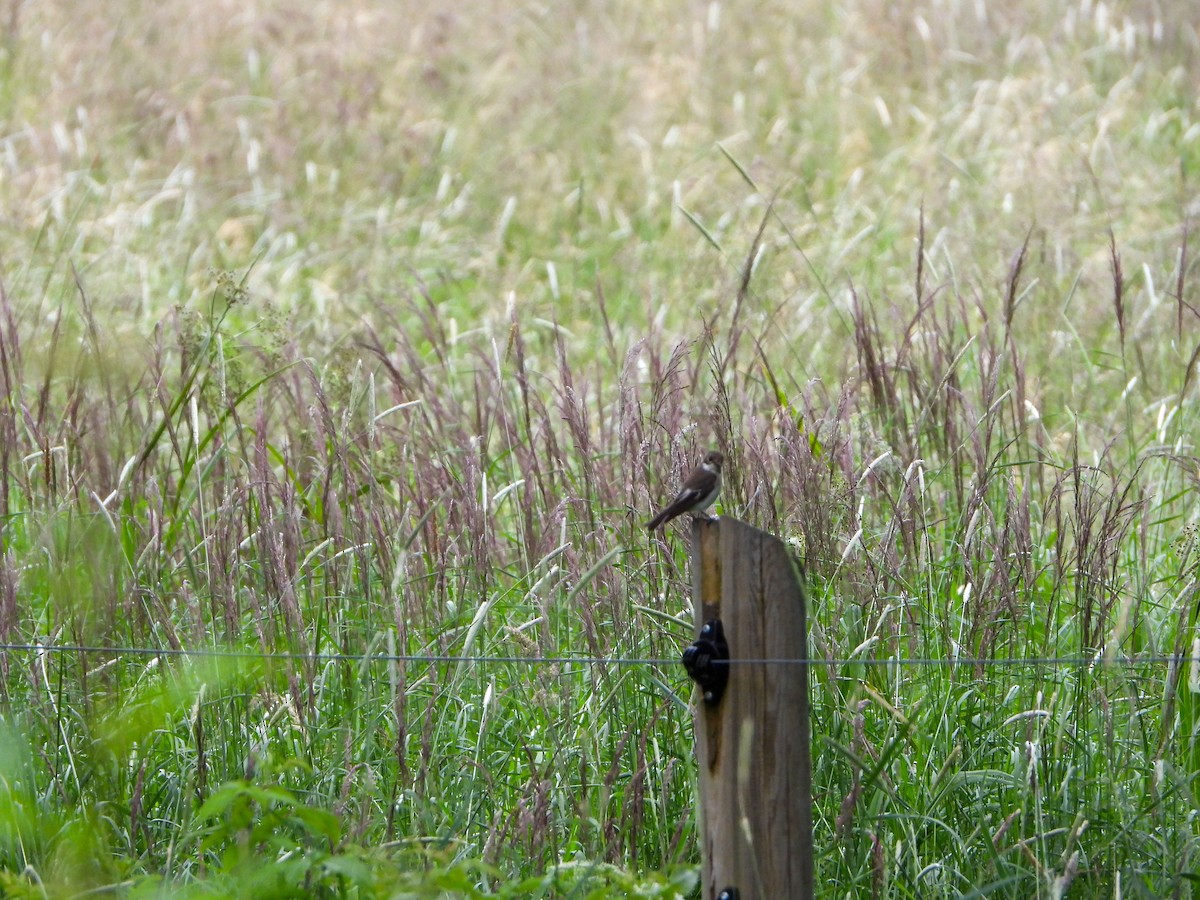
top-left (1, 0), bottom-right (1199, 896)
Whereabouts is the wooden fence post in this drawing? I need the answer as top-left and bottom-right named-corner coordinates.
top-left (685, 517), bottom-right (814, 899)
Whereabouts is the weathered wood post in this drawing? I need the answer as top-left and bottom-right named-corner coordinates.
top-left (682, 517), bottom-right (813, 899)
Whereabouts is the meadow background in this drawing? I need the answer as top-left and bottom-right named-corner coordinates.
top-left (0, 0), bottom-right (1198, 896)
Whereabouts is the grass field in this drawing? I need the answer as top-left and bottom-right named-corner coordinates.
top-left (1, 0), bottom-right (1199, 896)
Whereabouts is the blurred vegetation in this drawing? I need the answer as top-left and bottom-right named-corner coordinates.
top-left (0, 0), bottom-right (1199, 895)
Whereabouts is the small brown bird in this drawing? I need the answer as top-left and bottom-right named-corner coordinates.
top-left (646, 450), bottom-right (724, 531)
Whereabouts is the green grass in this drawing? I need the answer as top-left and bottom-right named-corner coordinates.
top-left (1, 0), bottom-right (1199, 896)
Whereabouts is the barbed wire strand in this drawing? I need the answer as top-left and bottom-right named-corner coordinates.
top-left (0, 642), bottom-right (1195, 668)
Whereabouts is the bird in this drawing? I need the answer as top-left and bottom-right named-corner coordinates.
top-left (646, 450), bottom-right (724, 531)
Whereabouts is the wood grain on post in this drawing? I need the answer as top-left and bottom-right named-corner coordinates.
top-left (690, 517), bottom-right (814, 899)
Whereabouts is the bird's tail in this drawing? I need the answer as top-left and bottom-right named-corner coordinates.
top-left (645, 509), bottom-right (672, 531)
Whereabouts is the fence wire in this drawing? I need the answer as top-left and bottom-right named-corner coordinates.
top-left (0, 642), bottom-right (1195, 669)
